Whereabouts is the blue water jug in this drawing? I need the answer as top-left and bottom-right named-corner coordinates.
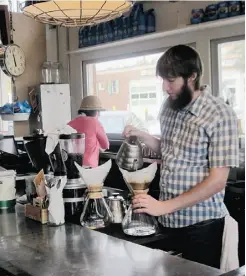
top-left (122, 16), bottom-right (128, 39)
top-left (112, 18), bottom-right (123, 41)
top-left (241, 1), bottom-right (245, 14)
top-left (90, 25), bottom-right (97, 46)
top-left (132, 3), bottom-right (146, 36)
top-left (190, 9), bottom-right (204, 24)
top-left (204, 4), bottom-right (218, 21)
top-left (78, 27), bottom-right (83, 48)
top-left (87, 26), bottom-right (93, 46)
top-left (96, 24), bottom-right (104, 44)
top-left (103, 21), bottom-right (113, 43)
top-left (217, 2), bottom-right (229, 19)
top-left (95, 24), bottom-right (100, 44)
top-left (228, 1), bottom-right (241, 16)
top-left (145, 9), bottom-right (156, 33)
top-left (82, 26), bottom-right (89, 47)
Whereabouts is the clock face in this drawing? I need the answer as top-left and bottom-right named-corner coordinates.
top-left (4, 45), bottom-right (26, 77)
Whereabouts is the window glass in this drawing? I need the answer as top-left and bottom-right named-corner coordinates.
top-left (217, 39), bottom-right (245, 134)
top-left (86, 52), bottom-right (166, 135)
top-left (0, 70), bottom-right (13, 135)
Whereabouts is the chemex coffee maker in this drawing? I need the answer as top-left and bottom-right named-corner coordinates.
top-left (116, 134), bottom-right (159, 236)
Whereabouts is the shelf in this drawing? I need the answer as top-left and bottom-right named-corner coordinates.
top-left (67, 15), bottom-right (245, 55)
top-left (0, 113), bottom-right (30, 122)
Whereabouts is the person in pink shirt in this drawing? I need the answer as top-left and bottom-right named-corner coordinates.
top-left (68, 95), bottom-right (109, 168)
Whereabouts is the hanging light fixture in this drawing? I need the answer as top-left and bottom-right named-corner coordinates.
top-left (20, 1), bottom-right (133, 27)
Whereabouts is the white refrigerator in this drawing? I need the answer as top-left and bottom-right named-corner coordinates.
top-left (29, 84), bottom-right (71, 133)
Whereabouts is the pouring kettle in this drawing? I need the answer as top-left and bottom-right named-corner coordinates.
top-left (116, 136), bottom-right (144, 171)
top-left (107, 193), bottom-right (127, 223)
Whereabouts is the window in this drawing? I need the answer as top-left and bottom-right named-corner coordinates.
top-left (211, 37), bottom-right (245, 134)
top-left (85, 44), bottom-right (195, 136)
top-left (0, 70), bottom-right (13, 135)
top-left (85, 52), bottom-right (165, 135)
top-left (0, 0), bottom-right (19, 12)
top-left (108, 80), bottom-right (119, 95)
top-left (98, 82), bottom-right (104, 91)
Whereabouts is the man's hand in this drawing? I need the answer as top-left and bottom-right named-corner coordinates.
top-left (123, 125), bottom-right (161, 154)
top-left (123, 125), bottom-right (143, 138)
top-left (132, 194), bottom-right (167, 216)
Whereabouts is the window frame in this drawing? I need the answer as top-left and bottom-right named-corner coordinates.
top-left (0, 4), bottom-right (10, 45)
top-left (210, 35), bottom-right (245, 96)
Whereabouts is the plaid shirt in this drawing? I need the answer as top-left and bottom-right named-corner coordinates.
top-left (158, 86), bottom-right (239, 228)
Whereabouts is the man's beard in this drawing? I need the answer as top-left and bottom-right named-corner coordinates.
top-left (169, 80), bottom-right (193, 111)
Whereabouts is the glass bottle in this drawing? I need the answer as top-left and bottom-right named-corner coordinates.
top-left (40, 61), bottom-right (52, 84)
top-left (52, 62), bottom-right (64, 84)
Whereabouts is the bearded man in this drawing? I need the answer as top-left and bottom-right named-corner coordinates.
top-left (123, 45), bottom-right (239, 268)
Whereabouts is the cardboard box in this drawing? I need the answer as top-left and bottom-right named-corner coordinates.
top-left (24, 204), bottom-right (48, 224)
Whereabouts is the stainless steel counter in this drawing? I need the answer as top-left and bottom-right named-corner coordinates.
top-left (0, 205), bottom-right (223, 276)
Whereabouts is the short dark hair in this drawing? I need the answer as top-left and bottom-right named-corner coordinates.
top-left (78, 110), bottom-right (98, 117)
top-left (156, 45), bottom-right (203, 90)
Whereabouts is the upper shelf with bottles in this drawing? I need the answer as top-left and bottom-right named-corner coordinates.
top-left (67, 15), bottom-right (245, 55)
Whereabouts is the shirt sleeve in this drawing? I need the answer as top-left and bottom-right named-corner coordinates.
top-left (208, 111), bottom-right (239, 168)
top-left (96, 121), bottom-right (109, 150)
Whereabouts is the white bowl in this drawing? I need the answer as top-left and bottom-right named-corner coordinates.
top-left (0, 113), bottom-right (30, 121)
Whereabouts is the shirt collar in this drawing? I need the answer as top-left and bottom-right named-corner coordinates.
top-left (182, 85), bottom-right (210, 117)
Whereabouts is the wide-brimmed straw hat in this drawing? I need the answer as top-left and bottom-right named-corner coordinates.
top-left (79, 95), bottom-right (105, 111)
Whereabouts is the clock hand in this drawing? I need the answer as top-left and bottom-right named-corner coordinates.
top-left (13, 53), bottom-right (17, 67)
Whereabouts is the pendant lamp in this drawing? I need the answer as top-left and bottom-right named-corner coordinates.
top-left (20, 1), bottom-right (133, 27)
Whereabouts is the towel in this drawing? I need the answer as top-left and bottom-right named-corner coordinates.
top-left (45, 125), bottom-right (77, 155)
top-left (220, 215), bottom-right (239, 272)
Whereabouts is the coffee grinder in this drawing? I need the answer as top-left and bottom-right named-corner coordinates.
top-left (58, 133), bottom-right (86, 223)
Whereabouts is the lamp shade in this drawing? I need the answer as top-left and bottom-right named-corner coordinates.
top-left (20, 0), bottom-right (133, 27)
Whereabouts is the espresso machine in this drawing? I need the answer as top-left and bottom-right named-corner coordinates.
top-left (58, 133), bottom-right (86, 223)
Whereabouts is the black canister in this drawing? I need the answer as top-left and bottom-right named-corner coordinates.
top-left (63, 183), bottom-right (86, 224)
top-left (59, 133), bottom-right (85, 180)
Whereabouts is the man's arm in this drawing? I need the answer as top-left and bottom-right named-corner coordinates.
top-left (133, 167), bottom-right (230, 216)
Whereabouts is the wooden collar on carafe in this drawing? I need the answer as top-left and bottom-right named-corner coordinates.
top-left (133, 189), bottom-right (149, 195)
top-left (88, 184), bottom-right (103, 199)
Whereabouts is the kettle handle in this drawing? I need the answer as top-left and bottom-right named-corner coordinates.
top-left (123, 199), bottom-right (128, 215)
top-left (132, 159), bottom-right (138, 171)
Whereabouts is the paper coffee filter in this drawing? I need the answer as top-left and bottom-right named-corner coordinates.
top-left (74, 159), bottom-right (112, 187)
top-left (119, 162), bottom-right (157, 185)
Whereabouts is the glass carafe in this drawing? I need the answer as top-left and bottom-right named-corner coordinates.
top-left (119, 163), bottom-right (158, 236)
top-left (80, 184), bottom-right (112, 229)
top-left (74, 159), bottom-right (113, 229)
top-left (122, 188), bottom-right (158, 236)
